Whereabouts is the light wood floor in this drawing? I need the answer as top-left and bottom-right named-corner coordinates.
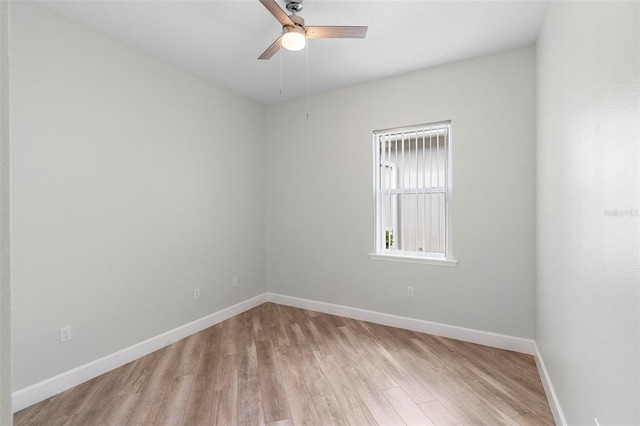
top-left (15, 303), bottom-right (554, 425)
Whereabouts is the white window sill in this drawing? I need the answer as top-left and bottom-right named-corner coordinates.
top-left (369, 253), bottom-right (458, 267)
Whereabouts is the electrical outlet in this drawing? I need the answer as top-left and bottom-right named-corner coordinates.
top-left (408, 286), bottom-right (414, 298)
top-left (194, 288), bottom-right (200, 299)
top-left (60, 325), bottom-right (71, 343)
top-left (233, 277), bottom-right (238, 287)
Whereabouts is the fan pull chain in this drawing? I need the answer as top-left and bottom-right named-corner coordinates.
top-left (305, 41), bottom-right (309, 120)
top-left (279, 42), bottom-right (283, 96)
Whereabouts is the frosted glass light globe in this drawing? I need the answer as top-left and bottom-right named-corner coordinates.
top-left (282, 27), bottom-right (305, 51)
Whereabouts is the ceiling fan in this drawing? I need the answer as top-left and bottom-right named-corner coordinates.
top-left (257, 0), bottom-right (368, 60)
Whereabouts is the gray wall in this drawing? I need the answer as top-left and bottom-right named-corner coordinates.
top-left (1, 1), bottom-right (12, 423)
top-left (265, 47), bottom-right (537, 338)
top-left (10, 3), bottom-right (266, 391)
top-left (536, 2), bottom-right (639, 424)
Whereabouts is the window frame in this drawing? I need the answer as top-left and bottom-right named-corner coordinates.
top-left (369, 120), bottom-right (457, 266)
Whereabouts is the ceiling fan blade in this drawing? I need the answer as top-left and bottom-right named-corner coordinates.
top-left (259, 0), bottom-right (294, 27)
top-left (258, 35), bottom-right (282, 60)
top-left (306, 26), bottom-right (368, 39)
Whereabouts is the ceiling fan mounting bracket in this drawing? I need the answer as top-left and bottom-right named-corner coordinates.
top-left (285, 1), bottom-right (303, 14)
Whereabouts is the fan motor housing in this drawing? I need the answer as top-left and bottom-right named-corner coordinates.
top-left (288, 14), bottom-right (305, 28)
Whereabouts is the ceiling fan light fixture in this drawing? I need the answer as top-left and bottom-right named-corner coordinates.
top-left (257, 0), bottom-right (367, 60)
top-left (282, 26), bottom-right (306, 51)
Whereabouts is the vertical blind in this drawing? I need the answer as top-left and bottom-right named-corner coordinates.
top-left (373, 121), bottom-right (451, 258)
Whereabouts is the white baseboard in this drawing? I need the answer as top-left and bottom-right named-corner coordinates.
top-left (533, 342), bottom-right (567, 426)
top-left (12, 293), bottom-right (267, 412)
top-left (265, 293), bottom-right (536, 355)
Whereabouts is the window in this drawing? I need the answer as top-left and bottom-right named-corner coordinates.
top-left (370, 121), bottom-right (456, 266)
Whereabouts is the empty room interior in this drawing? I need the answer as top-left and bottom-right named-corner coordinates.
top-left (0, 0), bottom-right (639, 425)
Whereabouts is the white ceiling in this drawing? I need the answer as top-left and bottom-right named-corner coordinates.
top-left (40, 0), bottom-right (548, 105)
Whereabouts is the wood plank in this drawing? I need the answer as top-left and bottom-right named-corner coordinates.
top-left (313, 351), bottom-right (378, 425)
top-left (275, 304), bottom-right (296, 324)
top-left (190, 326), bottom-right (222, 393)
top-left (64, 361), bottom-right (139, 424)
top-left (283, 322), bottom-right (308, 347)
top-left (273, 322), bottom-right (291, 347)
top-left (61, 401), bottom-right (108, 425)
top-left (300, 319), bottom-right (326, 354)
top-left (256, 304), bottom-right (278, 343)
top-left (302, 308), bottom-right (319, 318)
top-left (173, 333), bottom-right (203, 377)
top-left (288, 333), bottom-right (328, 384)
top-left (274, 346), bottom-right (322, 425)
top-left (182, 388), bottom-right (215, 426)
top-left (211, 353), bottom-right (237, 425)
top-left (301, 376), bottom-right (350, 426)
top-left (418, 362), bottom-right (520, 425)
top-left (277, 304), bottom-right (308, 325)
top-left (43, 415), bottom-right (71, 425)
top-left (45, 374), bottom-right (105, 418)
top-left (219, 316), bottom-right (239, 356)
top-left (404, 361), bottom-right (490, 425)
top-left (256, 340), bottom-right (291, 423)
top-left (436, 346), bottom-right (528, 418)
top-left (267, 419), bottom-right (294, 426)
top-left (124, 389), bottom-right (168, 425)
top-left (152, 375), bottom-right (194, 425)
top-left (286, 337), bottom-right (349, 425)
top-left (252, 305), bottom-right (264, 336)
top-left (383, 386), bottom-right (435, 425)
top-left (404, 337), bottom-right (448, 368)
top-left (338, 324), bottom-right (398, 390)
top-left (13, 395), bottom-right (56, 425)
top-left (343, 365), bottom-right (406, 425)
top-left (512, 412), bottom-right (553, 426)
top-left (237, 335), bottom-right (264, 425)
top-left (323, 313), bottom-right (348, 328)
top-left (363, 335), bottom-right (436, 404)
top-left (212, 387), bottom-right (237, 425)
top-left (139, 341), bottom-right (184, 394)
top-left (309, 316), bottom-right (351, 367)
top-left (450, 344), bottom-right (553, 421)
top-left (418, 400), bottom-right (462, 425)
top-left (118, 352), bottom-right (161, 395)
